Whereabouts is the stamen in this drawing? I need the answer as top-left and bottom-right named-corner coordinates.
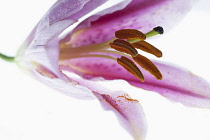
top-left (132, 41), bottom-right (162, 57)
top-left (115, 29), bottom-right (146, 40)
top-left (117, 56), bottom-right (144, 82)
top-left (109, 39), bottom-right (138, 57)
top-left (133, 54), bottom-right (162, 80)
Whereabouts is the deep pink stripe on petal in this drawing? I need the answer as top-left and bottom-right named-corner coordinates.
top-left (65, 57), bottom-right (210, 108)
top-left (70, 0), bottom-right (197, 47)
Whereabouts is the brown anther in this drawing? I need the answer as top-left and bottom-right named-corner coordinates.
top-left (117, 56), bottom-right (144, 82)
top-left (110, 39), bottom-right (138, 57)
top-left (133, 54), bottom-right (162, 80)
top-left (132, 41), bottom-right (162, 58)
top-left (115, 29), bottom-right (146, 40)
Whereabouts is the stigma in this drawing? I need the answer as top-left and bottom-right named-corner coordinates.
top-left (59, 26), bottom-right (164, 82)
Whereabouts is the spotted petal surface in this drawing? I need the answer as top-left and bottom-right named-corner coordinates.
top-left (69, 0), bottom-right (197, 47)
top-left (65, 57), bottom-right (210, 108)
top-left (94, 92), bottom-right (147, 140)
top-left (60, 72), bottom-right (147, 140)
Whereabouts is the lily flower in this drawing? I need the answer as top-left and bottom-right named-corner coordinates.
top-left (1, 0), bottom-right (209, 140)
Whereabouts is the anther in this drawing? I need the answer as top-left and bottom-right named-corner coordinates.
top-left (110, 39), bottom-right (138, 57)
top-left (117, 56), bottom-right (144, 82)
top-left (133, 54), bottom-right (162, 80)
top-left (132, 41), bottom-right (162, 57)
top-left (115, 29), bottom-right (146, 40)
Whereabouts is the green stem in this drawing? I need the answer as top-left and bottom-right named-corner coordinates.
top-left (0, 53), bottom-right (15, 62)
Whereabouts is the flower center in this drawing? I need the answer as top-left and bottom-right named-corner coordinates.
top-left (59, 26), bottom-right (164, 82)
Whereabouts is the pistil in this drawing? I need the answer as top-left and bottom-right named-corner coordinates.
top-left (145, 26), bottom-right (164, 38)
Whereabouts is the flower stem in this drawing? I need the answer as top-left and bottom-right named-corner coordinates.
top-left (0, 53), bottom-right (15, 62)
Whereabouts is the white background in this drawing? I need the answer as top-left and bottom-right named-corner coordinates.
top-left (1, 0), bottom-right (210, 140)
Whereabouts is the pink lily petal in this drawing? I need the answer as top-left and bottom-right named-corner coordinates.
top-left (17, 0), bottom-right (112, 80)
top-left (69, 0), bottom-right (198, 47)
top-left (60, 0), bottom-right (132, 43)
top-left (63, 57), bottom-right (210, 108)
top-left (34, 68), bottom-right (95, 99)
top-left (60, 72), bottom-right (147, 140)
top-left (94, 92), bottom-right (147, 140)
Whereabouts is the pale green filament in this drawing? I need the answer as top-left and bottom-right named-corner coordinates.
top-left (60, 53), bottom-right (116, 60)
